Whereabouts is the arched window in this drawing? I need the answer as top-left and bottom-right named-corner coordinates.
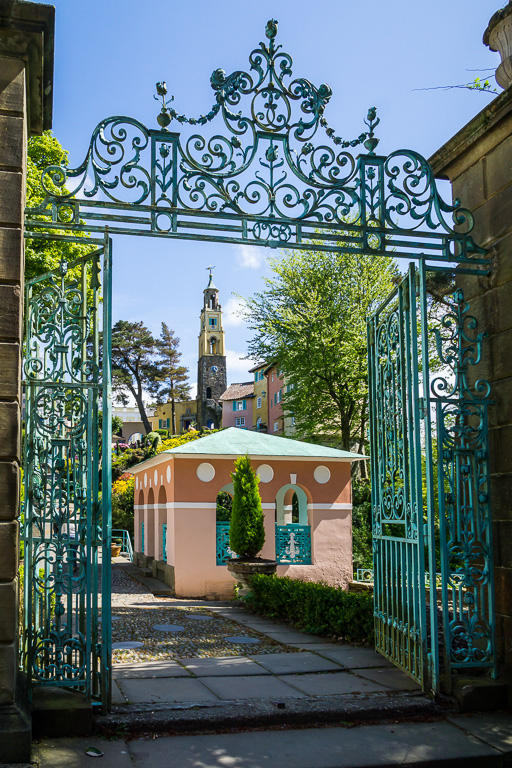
top-left (209, 337), bottom-right (217, 354)
top-left (216, 490), bottom-right (233, 522)
top-left (206, 386), bottom-right (212, 399)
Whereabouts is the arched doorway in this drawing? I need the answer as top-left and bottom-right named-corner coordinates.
top-left (21, 19), bottom-right (494, 706)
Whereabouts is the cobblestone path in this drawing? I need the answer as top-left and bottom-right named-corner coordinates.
top-left (109, 565), bottom-right (297, 665)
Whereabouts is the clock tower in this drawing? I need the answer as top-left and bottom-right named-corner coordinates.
top-left (197, 268), bottom-right (227, 428)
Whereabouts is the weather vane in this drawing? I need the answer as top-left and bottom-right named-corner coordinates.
top-left (206, 265), bottom-right (215, 276)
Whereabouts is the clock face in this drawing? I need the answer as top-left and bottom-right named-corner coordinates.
top-left (211, 366), bottom-right (218, 373)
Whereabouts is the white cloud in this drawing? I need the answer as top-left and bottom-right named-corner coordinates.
top-left (189, 381), bottom-right (198, 399)
top-left (236, 244), bottom-right (266, 270)
top-left (226, 349), bottom-right (252, 382)
top-left (223, 296), bottom-right (246, 327)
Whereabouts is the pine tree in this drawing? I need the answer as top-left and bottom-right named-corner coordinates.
top-left (111, 320), bottom-right (160, 433)
top-left (155, 323), bottom-right (191, 434)
top-left (229, 455), bottom-right (265, 559)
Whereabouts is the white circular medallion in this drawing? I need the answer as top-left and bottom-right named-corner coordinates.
top-left (197, 462), bottom-right (215, 482)
top-left (256, 464), bottom-right (274, 483)
top-left (144, 473), bottom-right (147, 488)
top-left (314, 465), bottom-right (331, 484)
top-left (166, 465), bottom-right (171, 484)
top-left (154, 469), bottom-right (158, 486)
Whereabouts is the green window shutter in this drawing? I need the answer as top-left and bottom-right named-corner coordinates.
top-left (233, 401), bottom-right (236, 411)
top-left (242, 400), bottom-right (246, 409)
top-left (158, 419), bottom-right (162, 428)
top-left (254, 372), bottom-right (257, 382)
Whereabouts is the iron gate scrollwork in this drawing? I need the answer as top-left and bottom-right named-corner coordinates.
top-left (22, 19), bottom-right (496, 704)
top-left (22, 234), bottom-right (112, 709)
top-left (368, 262), bottom-right (496, 692)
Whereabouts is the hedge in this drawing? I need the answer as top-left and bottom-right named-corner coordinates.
top-left (244, 575), bottom-right (374, 645)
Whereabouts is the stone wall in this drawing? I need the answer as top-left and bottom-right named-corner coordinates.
top-left (0, 2), bottom-right (54, 760)
top-left (430, 87), bottom-right (512, 675)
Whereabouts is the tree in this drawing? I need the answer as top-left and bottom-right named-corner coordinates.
top-left (229, 455), bottom-right (265, 559)
top-left (111, 320), bottom-right (160, 433)
top-left (25, 131), bottom-right (93, 280)
top-left (242, 250), bottom-right (398, 453)
top-left (155, 323), bottom-right (191, 434)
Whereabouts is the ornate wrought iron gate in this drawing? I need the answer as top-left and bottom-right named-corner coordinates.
top-left (368, 262), bottom-right (496, 692)
top-left (22, 19), bottom-right (496, 704)
top-left (22, 234), bottom-right (112, 709)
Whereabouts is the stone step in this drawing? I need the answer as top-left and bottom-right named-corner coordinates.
top-left (95, 690), bottom-right (446, 738)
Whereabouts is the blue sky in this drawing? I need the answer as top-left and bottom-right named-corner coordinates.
top-left (47, 0), bottom-right (501, 395)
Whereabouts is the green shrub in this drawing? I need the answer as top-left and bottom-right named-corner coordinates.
top-left (229, 455), bottom-right (265, 558)
top-left (244, 575), bottom-right (374, 645)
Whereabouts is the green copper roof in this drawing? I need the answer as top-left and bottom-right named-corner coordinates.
top-left (162, 427), bottom-right (364, 460)
top-left (205, 273), bottom-right (218, 291)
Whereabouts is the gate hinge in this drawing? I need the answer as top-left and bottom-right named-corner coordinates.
top-left (423, 523), bottom-right (429, 538)
top-left (418, 397), bottom-right (426, 420)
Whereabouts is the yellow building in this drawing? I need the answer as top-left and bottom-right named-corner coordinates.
top-left (150, 401), bottom-right (197, 434)
top-left (249, 362), bottom-right (268, 431)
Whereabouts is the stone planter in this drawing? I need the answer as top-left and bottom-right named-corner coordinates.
top-left (111, 544), bottom-right (122, 558)
top-left (227, 558), bottom-right (277, 596)
top-left (484, 3), bottom-right (512, 89)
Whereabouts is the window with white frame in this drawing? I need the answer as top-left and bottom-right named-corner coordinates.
top-left (273, 421), bottom-right (279, 432)
top-left (235, 416), bottom-right (245, 427)
top-left (257, 396), bottom-right (262, 409)
top-left (237, 401), bottom-right (245, 410)
top-left (277, 389), bottom-right (282, 403)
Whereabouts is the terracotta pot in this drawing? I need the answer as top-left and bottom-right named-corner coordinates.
top-left (111, 544), bottom-right (122, 558)
top-left (484, 4), bottom-right (512, 89)
top-left (227, 558), bottom-right (277, 596)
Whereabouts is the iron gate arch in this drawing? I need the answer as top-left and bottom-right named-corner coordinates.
top-left (22, 19), bottom-right (495, 706)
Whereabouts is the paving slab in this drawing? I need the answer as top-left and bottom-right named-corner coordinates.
top-left (250, 651), bottom-right (342, 674)
top-left (113, 660), bottom-right (192, 679)
top-left (117, 677), bottom-right (219, 703)
top-left (278, 671), bottom-right (392, 696)
top-left (35, 737), bottom-right (133, 768)
top-left (111, 680), bottom-right (127, 704)
top-left (200, 674), bottom-right (306, 701)
top-left (179, 656), bottom-right (270, 676)
top-left (449, 711), bottom-right (512, 756)
top-left (286, 641), bottom-right (353, 650)
top-left (126, 720), bottom-right (502, 767)
top-left (316, 646), bottom-right (393, 668)
top-left (256, 629), bottom-right (321, 643)
top-left (354, 666), bottom-right (421, 691)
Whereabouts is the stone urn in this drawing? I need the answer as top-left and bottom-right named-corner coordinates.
top-left (111, 543), bottom-right (122, 558)
top-left (227, 558), bottom-right (277, 597)
top-left (484, 3), bottom-right (512, 89)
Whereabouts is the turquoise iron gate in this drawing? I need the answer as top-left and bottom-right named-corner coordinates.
top-left (23, 19), bottom-right (495, 704)
top-left (22, 234), bottom-right (112, 710)
top-left (368, 262), bottom-right (496, 691)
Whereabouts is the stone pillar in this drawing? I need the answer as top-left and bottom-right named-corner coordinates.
top-left (429, 87), bottom-right (512, 684)
top-left (0, 1), bottom-right (54, 761)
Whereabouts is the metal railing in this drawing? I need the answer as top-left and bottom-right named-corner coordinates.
top-left (275, 524), bottom-right (311, 564)
top-left (112, 529), bottom-right (133, 562)
top-left (216, 522), bottom-right (236, 565)
top-left (354, 568), bottom-right (374, 583)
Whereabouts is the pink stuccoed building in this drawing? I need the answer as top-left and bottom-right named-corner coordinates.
top-left (220, 382), bottom-right (255, 430)
top-left (132, 427), bottom-right (364, 599)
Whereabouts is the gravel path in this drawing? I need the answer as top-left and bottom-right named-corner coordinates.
top-left (108, 566), bottom-right (297, 665)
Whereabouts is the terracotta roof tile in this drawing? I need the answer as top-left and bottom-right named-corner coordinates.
top-left (219, 382), bottom-right (254, 401)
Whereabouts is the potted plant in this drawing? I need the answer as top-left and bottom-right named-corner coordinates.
top-left (227, 455), bottom-right (277, 595)
top-left (111, 539), bottom-right (122, 558)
